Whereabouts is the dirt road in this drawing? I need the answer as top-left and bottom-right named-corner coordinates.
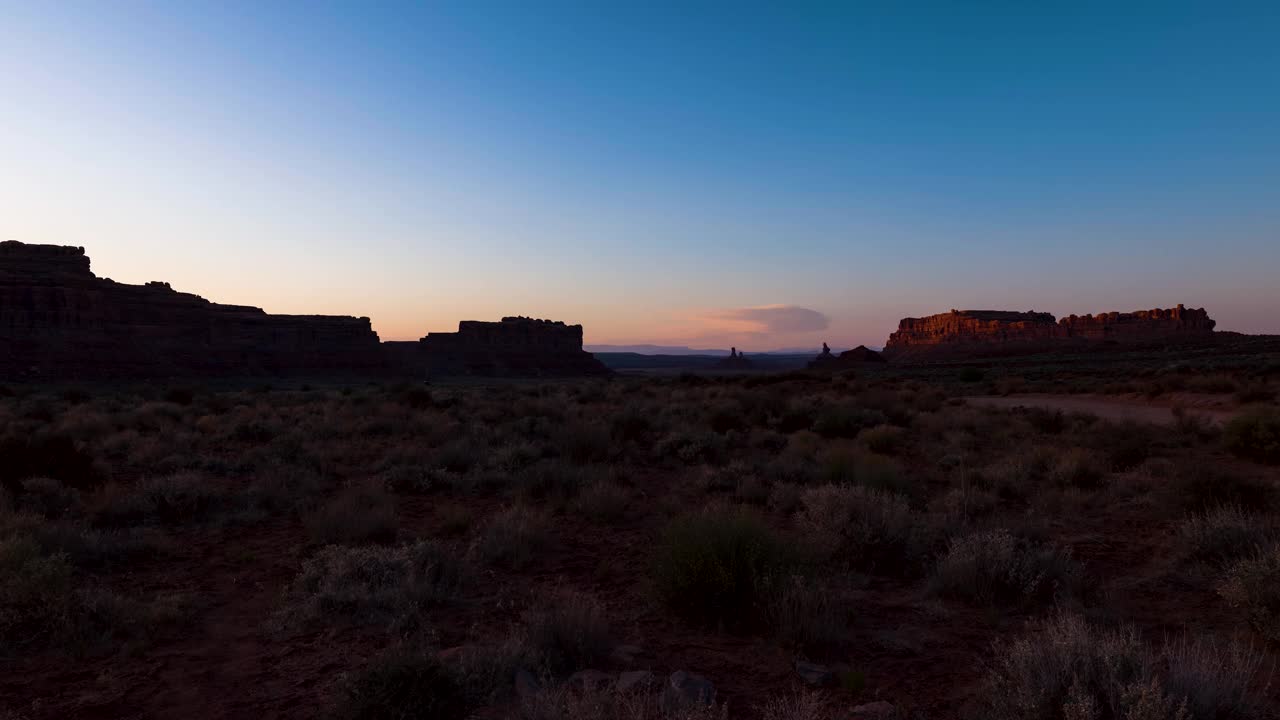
top-left (965, 393), bottom-right (1238, 426)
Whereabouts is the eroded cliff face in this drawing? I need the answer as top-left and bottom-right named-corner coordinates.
top-left (883, 306), bottom-right (1215, 360)
top-left (0, 241), bottom-right (383, 378)
top-left (390, 316), bottom-right (611, 377)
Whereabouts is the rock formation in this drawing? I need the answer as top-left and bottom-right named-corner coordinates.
top-left (387, 316), bottom-right (611, 377)
top-left (839, 345), bottom-right (886, 363)
top-left (808, 342), bottom-right (884, 369)
top-left (883, 305), bottom-right (1215, 360)
top-left (713, 347), bottom-right (755, 370)
top-left (0, 241), bottom-right (385, 378)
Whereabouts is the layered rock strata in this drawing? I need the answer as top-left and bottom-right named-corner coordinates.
top-left (389, 316), bottom-right (611, 377)
top-left (0, 241), bottom-right (383, 378)
top-left (883, 306), bottom-right (1215, 360)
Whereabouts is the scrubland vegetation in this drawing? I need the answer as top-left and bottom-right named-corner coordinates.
top-left (1, 365), bottom-right (1278, 719)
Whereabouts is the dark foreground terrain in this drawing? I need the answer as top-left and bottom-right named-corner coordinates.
top-left (2, 352), bottom-right (1280, 719)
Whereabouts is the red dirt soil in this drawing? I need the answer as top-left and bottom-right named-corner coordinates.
top-left (965, 393), bottom-right (1239, 426)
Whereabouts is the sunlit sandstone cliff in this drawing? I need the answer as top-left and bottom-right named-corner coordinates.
top-left (882, 306), bottom-right (1215, 360)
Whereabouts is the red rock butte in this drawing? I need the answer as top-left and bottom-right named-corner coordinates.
top-left (0, 241), bottom-right (608, 379)
top-left (882, 306), bottom-right (1216, 360)
top-left (385, 317), bottom-right (610, 377)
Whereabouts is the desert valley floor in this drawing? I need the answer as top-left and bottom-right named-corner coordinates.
top-left (3, 349), bottom-right (1280, 720)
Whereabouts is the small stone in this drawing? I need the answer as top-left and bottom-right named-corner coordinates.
top-left (567, 669), bottom-right (614, 691)
top-left (660, 671), bottom-right (716, 712)
top-left (850, 701), bottom-right (897, 720)
top-left (514, 669), bottom-right (541, 699)
top-left (616, 670), bottom-right (655, 693)
top-left (794, 660), bottom-right (833, 686)
top-left (610, 644), bottom-right (644, 664)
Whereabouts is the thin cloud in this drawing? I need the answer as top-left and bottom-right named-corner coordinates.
top-left (705, 305), bottom-right (830, 335)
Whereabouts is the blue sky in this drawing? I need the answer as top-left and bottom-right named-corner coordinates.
top-left (2, 1), bottom-right (1277, 347)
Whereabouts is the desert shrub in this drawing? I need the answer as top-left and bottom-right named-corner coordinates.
top-left (1235, 382), bottom-right (1276, 404)
top-left (1223, 407), bottom-right (1280, 464)
top-left (330, 649), bottom-right (470, 720)
top-left (983, 615), bottom-right (1156, 720)
top-left (0, 434), bottom-right (104, 496)
top-left (767, 482), bottom-right (804, 515)
top-left (732, 474), bottom-right (770, 505)
top-left (652, 509), bottom-right (793, 626)
top-left (1161, 633), bottom-right (1272, 720)
top-left (474, 507), bottom-right (551, 569)
top-left (397, 386), bottom-right (434, 410)
top-left (755, 691), bottom-right (834, 720)
top-left (820, 450), bottom-right (908, 497)
top-left (491, 441), bottom-right (543, 474)
top-left (984, 446), bottom-right (1058, 501)
top-left (610, 404), bottom-right (653, 443)
top-left (928, 485), bottom-right (1000, 532)
top-left (1091, 421), bottom-right (1156, 471)
top-left (89, 473), bottom-right (233, 528)
top-left (776, 401), bottom-right (816, 433)
top-left (796, 484), bottom-right (920, 574)
top-left (553, 422), bottom-right (611, 464)
top-left (1186, 374), bottom-right (1238, 394)
top-left (1171, 407), bottom-right (1219, 442)
top-left (655, 431), bottom-right (726, 466)
top-left (382, 463), bottom-right (448, 494)
top-left (1047, 448), bottom-right (1107, 490)
top-left (306, 486), bottom-right (398, 546)
top-left (435, 438), bottom-right (482, 474)
top-left (759, 574), bottom-right (846, 650)
top-left (1023, 407), bottom-right (1068, 434)
top-left (0, 537), bottom-right (171, 654)
top-left (520, 685), bottom-right (727, 720)
top-left (278, 541), bottom-right (463, 633)
top-left (16, 477), bottom-right (82, 519)
top-left (1178, 506), bottom-right (1275, 567)
top-left (523, 591), bottom-right (613, 675)
top-left (860, 424), bottom-right (906, 455)
top-left (930, 529), bottom-right (1082, 607)
top-left (1171, 463), bottom-right (1276, 512)
top-left (141, 473), bottom-right (230, 524)
top-left (229, 418), bottom-right (275, 444)
top-left (575, 482), bottom-right (630, 523)
top-left (243, 463), bottom-right (326, 516)
top-left (515, 461), bottom-right (605, 503)
top-left (0, 513), bottom-right (159, 569)
top-left (706, 402), bottom-right (748, 434)
top-left (984, 614), bottom-right (1268, 720)
top-left (450, 637), bottom-right (530, 704)
top-left (1218, 544), bottom-right (1280, 643)
top-left (958, 367), bottom-right (985, 382)
top-left (812, 403), bottom-right (887, 439)
top-left (760, 456), bottom-right (817, 486)
top-left (0, 537), bottom-right (76, 652)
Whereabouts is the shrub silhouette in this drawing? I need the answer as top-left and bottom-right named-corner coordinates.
top-left (0, 435), bottom-right (103, 497)
top-left (1223, 407), bottom-right (1280, 464)
top-left (652, 509), bottom-right (792, 627)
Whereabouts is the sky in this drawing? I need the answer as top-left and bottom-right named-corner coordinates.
top-left (2, 2), bottom-right (1278, 349)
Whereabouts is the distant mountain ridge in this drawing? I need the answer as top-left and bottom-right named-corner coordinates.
top-left (586, 344), bottom-right (870, 356)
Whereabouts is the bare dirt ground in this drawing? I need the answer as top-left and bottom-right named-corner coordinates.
top-left (964, 393), bottom-right (1239, 426)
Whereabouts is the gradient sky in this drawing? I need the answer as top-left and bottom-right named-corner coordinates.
top-left (2, 2), bottom-right (1278, 348)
